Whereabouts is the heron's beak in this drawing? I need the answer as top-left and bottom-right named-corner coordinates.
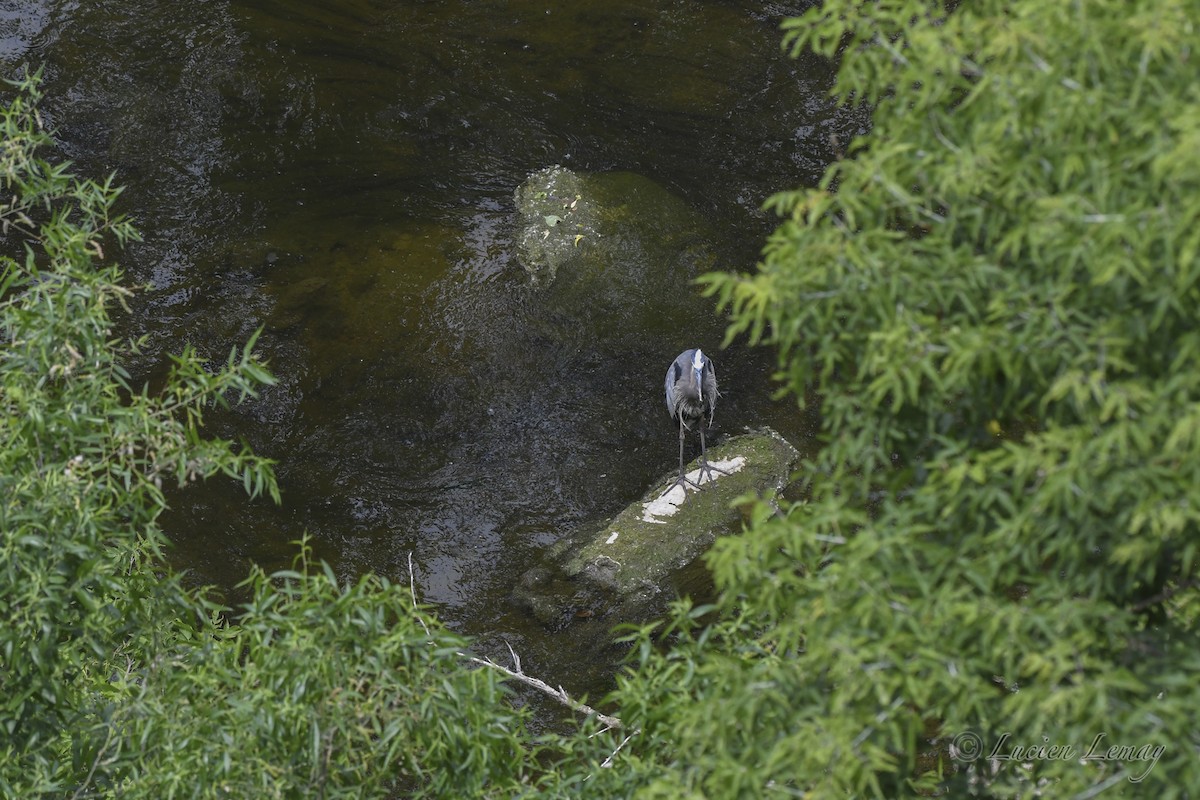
top-left (694, 367), bottom-right (704, 402)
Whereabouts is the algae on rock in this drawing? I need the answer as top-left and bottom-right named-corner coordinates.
top-left (513, 165), bottom-right (716, 296)
top-left (514, 429), bottom-right (800, 632)
top-left (513, 166), bottom-right (599, 286)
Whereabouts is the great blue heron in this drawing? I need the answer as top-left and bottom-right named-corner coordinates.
top-left (664, 348), bottom-right (727, 491)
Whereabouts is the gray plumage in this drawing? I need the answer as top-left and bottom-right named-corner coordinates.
top-left (665, 348), bottom-right (718, 427)
top-left (664, 348), bottom-right (724, 490)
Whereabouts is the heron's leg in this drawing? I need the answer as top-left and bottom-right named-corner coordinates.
top-left (697, 419), bottom-right (731, 484)
top-left (661, 417), bottom-right (702, 496)
top-left (678, 417), bottom-right (687, 482)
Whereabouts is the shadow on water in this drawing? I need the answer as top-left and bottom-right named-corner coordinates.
top-left (4, 0), bottom-right (861, 700)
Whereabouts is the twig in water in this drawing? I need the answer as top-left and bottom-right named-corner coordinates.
top-left (407, 551), bottom-right (431, 637)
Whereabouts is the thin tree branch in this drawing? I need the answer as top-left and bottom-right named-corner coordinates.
top-left (600, 731), bottom-right (637, 768)
top-left (1131, 578), bottom-right (1199, 613)
top-left (462, 652), bottom-right (623, 730)
top-left (407, 551), bottom-right (431, 637)
top-left (406, 551), bottom-right (623, 730)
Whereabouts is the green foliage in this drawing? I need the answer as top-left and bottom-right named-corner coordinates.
top-left (1, 65), bottom-right (279, 773)
top-left (612, 1), bottom-right (1200, 797)
top-left (0, 73), bottom-right (541, 798)
top-left (85, 547), bottom-right (534, 799)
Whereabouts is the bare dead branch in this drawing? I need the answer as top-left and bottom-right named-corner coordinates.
top-left (601, 730), bottom-right (637, 768)
top-left (464, 652), bottom-right (623, 730)
top-left (406, 550), bottom-right (623, 730)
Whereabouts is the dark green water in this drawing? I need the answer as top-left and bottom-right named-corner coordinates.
top-left (3, 0), bottom-right (862, 697)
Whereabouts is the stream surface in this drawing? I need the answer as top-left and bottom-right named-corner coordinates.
top-left (3, 0), bottom-right (863, 699)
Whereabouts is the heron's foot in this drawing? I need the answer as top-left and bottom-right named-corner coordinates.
top-left (696, 460), bottom-right (732, 484)
top-left (660, 474), bottom-right (703, 498)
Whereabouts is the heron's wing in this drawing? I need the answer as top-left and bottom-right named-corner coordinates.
top-left (665, 360), bottom-right (682, 415)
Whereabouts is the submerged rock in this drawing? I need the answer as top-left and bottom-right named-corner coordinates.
top-left (513, 429), bottom-right (799, 632)
top-left (513, 166), bottom-right (599, 286)
top-left (512, 164), bottom-right (717, 295)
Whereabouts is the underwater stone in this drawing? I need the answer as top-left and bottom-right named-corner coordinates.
top-left (513, 165), bottom-right (600, 286)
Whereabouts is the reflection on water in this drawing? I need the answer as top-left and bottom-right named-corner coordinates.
top-left (3, 0), bottom-right (860, 693)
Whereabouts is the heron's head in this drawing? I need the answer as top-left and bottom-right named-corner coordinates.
top-left (692, 349), bottom-right (706, 401)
